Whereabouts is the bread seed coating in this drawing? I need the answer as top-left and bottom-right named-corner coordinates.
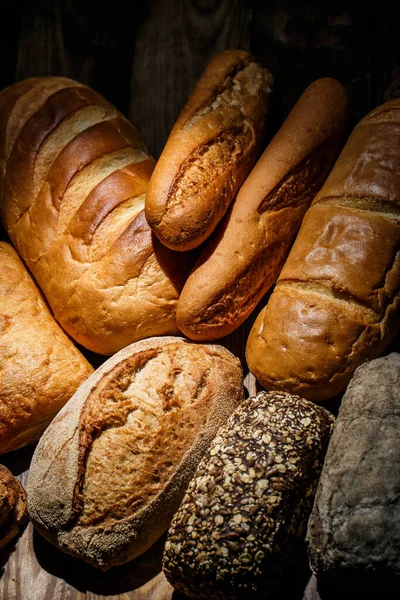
top-left (163, 391), bottom-right (335, 599)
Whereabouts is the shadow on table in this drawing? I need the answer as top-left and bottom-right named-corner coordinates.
top-left (33, 527), bottom-right (167, 595)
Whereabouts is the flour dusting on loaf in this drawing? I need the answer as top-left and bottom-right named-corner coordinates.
top-left (27, 336), bottom-right (244, 569)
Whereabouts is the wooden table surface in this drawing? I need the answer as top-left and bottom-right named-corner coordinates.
top-left (0, 1), bottom-right (399, 598)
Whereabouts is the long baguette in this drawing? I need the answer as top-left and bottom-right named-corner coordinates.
top-left (145, 49), bottom-right (273, 251)
top-left (246, 99), bottom-right (400, 401)
top-left (177, 78), bottom-right (349, 340)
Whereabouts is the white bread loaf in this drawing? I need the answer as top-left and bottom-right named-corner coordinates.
top-left (0, 242), bottom-right (93, 455)
top-left (0, 77), bottom-right (192, 355)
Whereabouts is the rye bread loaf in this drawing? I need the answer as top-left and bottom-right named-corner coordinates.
top-left (176, 78), bottom-right (349, 340)
top-left (27, 336), bottom-right (244, 569)
top-left (246, 99), bottom-right (400, 401)
top-left (0, 77), bottom-right (192, 355)
top-left (163, 391), bottom-right (335, 599)
top-left (0, 465), bottom-right (27, 551)
top-left (145, 49), bottom-right (273, 251)
top-left (307, 353), bottom-right (400, 599)
top-left (0, 242), bottom-right (93, 455)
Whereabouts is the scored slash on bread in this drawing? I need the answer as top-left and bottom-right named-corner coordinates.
top-left (176, 77), bottom-right (349, 341)
top-left (27, 336), bottom-right (244, 569)
top-left (0, 77), bottom-right (193, 355)
top-left (0, 242), bottom-right (93, 455)
top-left (145, 49), bottom-right (274, 251)
top-left (246, 99), bottom-right (400, 401)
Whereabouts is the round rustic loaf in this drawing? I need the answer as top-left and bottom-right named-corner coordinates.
top-left (163, 390), bottom-right (335, 599)
top-left (27, 336), bottom-right (244, 569)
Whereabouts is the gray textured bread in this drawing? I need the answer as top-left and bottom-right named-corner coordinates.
top-left (176, 78), bottom-right (349, 340)
top-left (307, 353), bottom-right (400, 599)
top-left (0, 77), bottom-right (192, 355)
top-left (163, 391), bottom-right (335, 599)
top-left (0, 465), bottom-right (27, 551)
top-left (0, 242), bottom-right (93, 455)
top-left (246, 99), bottom-right (400, 401)
top-left (145, 49), bottom-right (273, 251)
top-left (27, 336), bottom-right (244, 569)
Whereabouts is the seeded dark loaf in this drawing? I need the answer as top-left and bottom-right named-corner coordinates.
top-left (0, 77), bottom-right (192, 355)
top-left (27, 336), bottom-right (244, 569)
top-left (145, 49), bottom-right (273, 251)
top-left (163, 391), bottom-right (335, 599)
top-left (246, 99), bottom-right (400, 401)
top-left (307, 353), bottom-right (400, 599)
top-left (0, 242), bottom-right (93, 455)
top-left (0, 464), bottom-right (27, 551)
top-left (176, 78), bottom-right (349, 340)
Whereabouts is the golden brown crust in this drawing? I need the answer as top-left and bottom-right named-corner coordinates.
top-left (176, 78), bottom-right (349, 340)
top-left (0, 242), bottom-right (93, 455)
top-left (27, 336), bottom-right (244, 569)
top-left (246, 99), bottom-right (400, 401)
top-left (145, 50), bottom-right (273, 251)
top-left (0, 77), bottom-right (192, 355)
top-left (0, 464), bottom-right (27, 551)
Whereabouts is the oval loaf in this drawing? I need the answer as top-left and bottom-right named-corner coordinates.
top-left (27, 336), bottom-right (244, 569)
top-left (0, 77), bottom-right (192, 355)
top-left (145, 49), bottom-right (273, 251)
top-left (163, 390), bottom-right (335, 599)
top-left (176, 78), bottom-right (349, 340)
top-left (0, 242), bottom-right (92, 455)
top-left (246, 99), bottom-right (400, 401)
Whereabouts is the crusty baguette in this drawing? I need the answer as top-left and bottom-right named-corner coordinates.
top-left (0, 242), bottom-right (93, 455)
top-left (27, 336), bottom-right (244, 569)
top-left (246, 99), bottom-right (400, 401)
top-left (307, 354), bottom-right (400, 598)
top-left (145, 49), bottom-right (273, 251)
top-left (176, 78), bottom-right (349, 341)
top-left (0, 77), bottom-right (192, 355)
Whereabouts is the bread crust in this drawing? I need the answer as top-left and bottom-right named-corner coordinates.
top-left (145, 50), bottom-right (273, 251)
top-left (27, 336), bottom-right (244, 569)
top-left (0, 464), bottom-right (27, 551)
top-left (246, 99), bottom-right (400, 401)
top-left (0, 77), bottom-right (192, 355)
top-left (176, 78), bottom-right (349, 340)
top-left (0, 242), bottom-right (93, 455)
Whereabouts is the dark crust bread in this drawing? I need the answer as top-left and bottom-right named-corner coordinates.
top-left (307, 353), bottom-right (400, 596)
top-left (163, 391), bottom-right (335, 599)
top-left (27, 336), bottom-right (244, 569)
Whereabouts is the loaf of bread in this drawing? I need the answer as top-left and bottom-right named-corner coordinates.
top-left (0, 242), bottom-right (92, 455)
top-left (307, 353), bottom-right (400, 599)
top-left (246, 99), bottom-right (400, 401)
top-left (0, 77), bottom-right (192, 355)
top-left (27, 336), bottom-right (244, 569)
top-left (0, 465), bottom-right (27, 551)
top-left (176, 78), bottom-right (349, 341)
top-left (163, 391), bottom-right (335, 599)
top-left (145, 49), bottom-right (273, 251)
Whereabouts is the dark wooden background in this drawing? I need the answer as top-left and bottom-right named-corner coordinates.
top-left (0, 0), bottom-right (399, 598)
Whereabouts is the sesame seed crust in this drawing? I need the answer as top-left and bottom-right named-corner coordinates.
top-left (163, 391), bottom-right (335, 599)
